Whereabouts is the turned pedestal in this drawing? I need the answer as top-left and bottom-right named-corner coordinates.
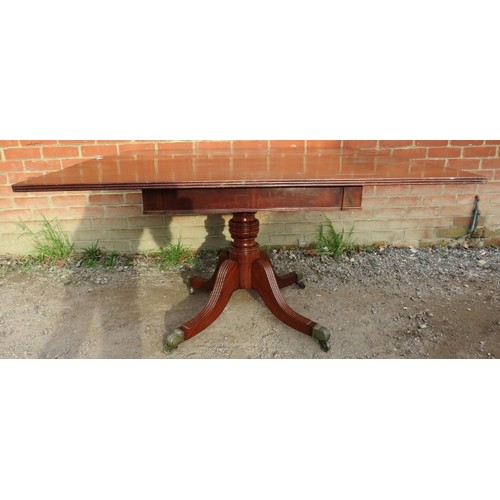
top-left (164, 212), bottom-right (331, 352)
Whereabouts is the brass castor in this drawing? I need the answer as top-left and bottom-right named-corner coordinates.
top-left (296, 272), bottom-right (306, 289)
top-left (164, 328), bottom-right (185, 352)
top-left (312, 324), bottom-right (331, 352)
top-left (183, 276), bottom-right (195, 295)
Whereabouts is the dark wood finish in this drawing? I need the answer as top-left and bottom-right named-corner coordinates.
top-left (142, 186), bottom-right (346, 214)
top-left (12, 150), bottom-right (486, 192)
top-left (178, 212), bottom-right (319, 343)
top-left (10, 151), bottom-right (488, 352)
top-left (342, 186), bottom-right (363, 210)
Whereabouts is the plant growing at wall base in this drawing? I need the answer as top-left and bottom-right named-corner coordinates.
top-left (316, 217), bottom-right (355, 259)
top-left (158, 240), bottom-right (195, 268)
top-left (81, 241), bottom-right (102, 267)
top-left (18, 216), bottom-right (74, 264)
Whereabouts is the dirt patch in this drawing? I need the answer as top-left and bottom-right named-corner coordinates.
top-left (1, 247), bottom-right (499, 359)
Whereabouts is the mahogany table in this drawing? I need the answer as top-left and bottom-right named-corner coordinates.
top-left (12, 149), bottom-right (486, 353)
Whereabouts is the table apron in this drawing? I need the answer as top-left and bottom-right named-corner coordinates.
top-left (142, 186), bottom-right (363, 214)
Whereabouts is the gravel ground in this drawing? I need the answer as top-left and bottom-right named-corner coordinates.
top-left (0, 246), bottom-right (499, 359)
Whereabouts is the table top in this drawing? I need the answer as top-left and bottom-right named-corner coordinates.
top-left (12, 149), bottom-right (487, 192)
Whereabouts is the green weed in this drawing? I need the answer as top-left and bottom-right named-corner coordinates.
top-left (316, 217), bottom-right (355, 259)
top-left (158, 240), bottom-right (195, 268)
top-left (18, 216), bottom-right (74, 264)
top-left (81, 241), bottom-right (102, 267)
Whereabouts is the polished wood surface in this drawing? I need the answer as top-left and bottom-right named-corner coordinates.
top-left (11, 149), bottom-right (487, 353)
top-left (141, 186), bottom-right (358, 213)
top-left (12, 149), bottom-right (486, 192)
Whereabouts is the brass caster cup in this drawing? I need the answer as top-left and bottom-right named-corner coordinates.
top-left (164, 328), bottom-right (185, 353)
top-left (312, 324), bottom-right (331, 352)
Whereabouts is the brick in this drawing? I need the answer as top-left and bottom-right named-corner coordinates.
top-left (119, 143), bottom-right (156, 154)
top-left (72, 229), bottom-right (109, 242)
top-left (372, 207), bottom-right (409, 218)
top-left (127, 215), bottom-right (166, 227)
top-left (52, 195), bottom-right (88, 206)
top-left (125, 192), bottom-right (143, 204)
top-left (107, 229), bottom-right (146, 240)
top-left (370, 230), bottom-right (406, 242)
top-left (456, 194), bottom-right (480, 205)
top-left (414, 140), bottom-right (449, 146)
top-left (1, 208), bottom-right (32, 220)
top-left (439, 205), bottom-right (470, 216)
top-left (31, 207), bottom-right (69, 218)
top-left (463, 146), bottom-right (497, 157)
top-left (91, 217), bottom-right (128, 229)
top-left (158, 141), bottom-right (194, 152)
top-left (57, 219), bottom-right (93, 232)
top-left (20, 140), bottom-right (58, 146)
top-left (8, 172), bottom-right (37, 184)
top-left (379, 140), bottom-right (414, 148)
top-left (196, 141), bottom-right (231, 151)
top-left (233, 140), bottom-right (269, 151)
top-left (450, 140), bottom-right (484, 146)
top-left (14, 196), bottom-right (51, 208)
top-left (485, 140), bottom-right (500, 145)
top-left (437, 227), bottom-right (468, 238)
top-left (442, 184), bottom-right (480, 194)
top-left (406, 206), bottom-right (441, 218)
top-left (427, 147), bottom-right (462, 158)
top-left (0, 196), bottom-right (13, 208)
top-left (80, 145), bottom-right (118, 157)
top-left (481, 158), bottom-right (500, 168)
top-left (0, 186), bottom-right (13, 196)
top-left (307, 140), bottom-right (342, 150)
top-left (69, 206), bottom-right (105, 218)
top-left (374, 185), bottom-right (410, 195)
top-left (4, 147), bottom-right (42, 160)
top-left (343, 140), bottom-right (378, 150)
top-left (0, 140), bottom-right (20, 146)
top-left (409, 184), bottom-right (443, 195)
top-left (391, 148), bottom-right (427, 158)
top-left (269, 140), bottom-right (305, 151)
top-left (105, 205), bottom-right (143, 217)
top-left (42, 146), bottom-right (80, 158)
top-left (446, 158), bottom-right (481, 170)
top-left (23, 160), bottom-right (62, 172)
top-left (58, 140), bottom-right (95, 145)
top-left (89, 193), bottom-right (125, 205)
top-left (421, 195), bottom-right (457, 206)
top-left (364, 195), bottom-right (422, 207)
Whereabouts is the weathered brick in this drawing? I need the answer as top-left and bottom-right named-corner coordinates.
top-left (379, 140), bottom-right (414, 148)
top-left (428, 147), bottom-right (462, 158)
top-left (80, 145), bottom-right (118, 157)
top-left (89, 193), bottom-right (125, 205)
top-left (4, 147), bottom-right (42, 160)
top-left (42, 146), bottom-right (80, 158)
top-left (343, 140), bottom-right (378, 150)
top-left (414, 140), bottom-right (449, 146)
top-left (119, 143), bottom-right (156, 154)
top-left (463, 146), bottom-right (497, 157)
top-left (450, 140), bottom-right (483, 146)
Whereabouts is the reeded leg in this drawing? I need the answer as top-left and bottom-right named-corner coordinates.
top-left (251, 257), bottom-right (331, 350)
top-left (164, 259), bottom-right (239, 352)
top-left (188, 251), bottom-right (230, 293)
top-left (259, 252), bottom-right (305, 289)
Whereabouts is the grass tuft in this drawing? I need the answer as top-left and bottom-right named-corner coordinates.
top-left (18, 216), bottom-right (74, 264)
top-left (316, 216), bottom-right (355, 259)
top-left (158, 240), bottom-right (195, 268)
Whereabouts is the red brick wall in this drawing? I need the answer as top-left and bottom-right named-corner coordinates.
top-left (1, 140), bottom-right (499, 255)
